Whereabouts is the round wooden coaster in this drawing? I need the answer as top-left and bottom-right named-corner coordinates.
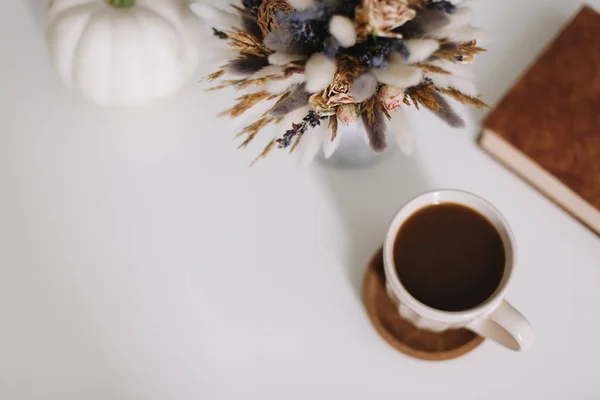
top-left (363, 247), bottom-right (485, 361)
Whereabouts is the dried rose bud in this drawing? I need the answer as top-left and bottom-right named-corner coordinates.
top-left (378, 85), bottom-right (405, 111)
top-left (355, 0), bottom-right (416, 39)
top-left (337, 103), bottom-right (360, 124)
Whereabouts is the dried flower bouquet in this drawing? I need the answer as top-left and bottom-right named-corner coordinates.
top-left (193, 0), bottom-right (488, 164)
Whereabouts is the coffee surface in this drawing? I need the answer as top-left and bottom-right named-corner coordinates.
top-left (393, 203), bottom-right (505, 312)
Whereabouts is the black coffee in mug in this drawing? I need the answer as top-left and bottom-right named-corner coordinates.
top-left (393, 203), bottom-right (505, 312)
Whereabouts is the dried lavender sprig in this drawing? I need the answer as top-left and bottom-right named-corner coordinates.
top-left (277, 3), bottom-right (337, 53)
top-left (348, 37), bottom-right (409, 68)
top-left (276, 110), bottom-right (325, 148)
top-left (278, 3), bottom-right (337, 25)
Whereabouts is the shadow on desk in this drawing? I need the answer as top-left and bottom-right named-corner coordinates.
top-left (315, 153), bottom-right (431, 299)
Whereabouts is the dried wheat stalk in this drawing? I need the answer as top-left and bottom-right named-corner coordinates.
top-left (204, 70), bottom-right (225, 82)
top-left (407, 85), bottom-right (441, 111)
top-left (289, 132), bottom-right (303, 153)
top-left (417, 64), bottom-right (450, 75)
top-left (219, 91), bottom-right (278, 118)
top-left (250, 139), bottom-right (276, 166)
top-left (438, 88), bottom-right (488, 109)
top-left (328, 116), bottom-right (338, 142)
top-left (237, 117), bottom-right (277, 147)
top-left (224, 27), bottom-right (272, 57)
top-left (433, 41), bottom-right (486, 62)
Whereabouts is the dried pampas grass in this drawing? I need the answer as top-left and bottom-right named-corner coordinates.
top-left (350, 72), bottom-right (378, 102)
top-left (286, 0), bottom-right (315, 11)
top-left (361, 100), bottom-right (387, 152)
top-left (305, 53), bottom-right (337, 92)
top-left (322, 116), bottom-right (341, 158)
top-left (389, 108), bottom-right (414, 155)
top-left (329, 16), bottom-right (357, 48)
top-left (268, 85), bottom-right (310, 116)
top-left (296, 117), bottom-right (328, 166)
top-left (404, 39), bottom-right (440, 64)
top-left (373, 64), bottom-right (423, 89)
top-left (430, 92), bottom-right (465, 128)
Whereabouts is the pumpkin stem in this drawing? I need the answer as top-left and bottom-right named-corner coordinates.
top-left (107, 0), bottom-right (135, 7)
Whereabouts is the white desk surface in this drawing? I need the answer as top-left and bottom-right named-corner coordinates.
top-left (2, 1), bottom-right (599, 399)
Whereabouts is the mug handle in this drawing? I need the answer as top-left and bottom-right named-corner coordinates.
top-left (467, 300), bottom-right (535, 351)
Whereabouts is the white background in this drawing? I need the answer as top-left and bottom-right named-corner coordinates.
top-left (1, 1), bottom-right (599, 399)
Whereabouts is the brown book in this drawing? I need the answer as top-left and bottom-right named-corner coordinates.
top-left (479, 5), bottom-right (600, 235)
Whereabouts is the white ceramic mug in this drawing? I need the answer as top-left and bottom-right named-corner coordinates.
top-left (383, 190), bottom-right (535, 351)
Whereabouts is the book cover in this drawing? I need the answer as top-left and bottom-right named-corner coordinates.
top-left (479, 5), bottom-right (600, 234)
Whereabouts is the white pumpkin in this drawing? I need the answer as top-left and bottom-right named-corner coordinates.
top-left (46, 0), bottom-right (203, 106)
